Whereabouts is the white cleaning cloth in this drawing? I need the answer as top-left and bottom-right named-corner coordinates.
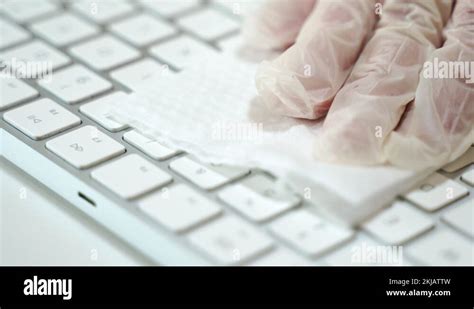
top-left (108, 55), bottom-right (432, 226)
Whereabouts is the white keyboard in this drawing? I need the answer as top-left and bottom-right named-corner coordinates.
top-left (0, 0), bottom-right (472, 266)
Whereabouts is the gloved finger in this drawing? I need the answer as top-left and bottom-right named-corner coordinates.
top-left (314, 0), bottom-right (453, 165)
top-left (242, 0), bottom-right (316, 51)
top-left (384, 0), bottom-right (474, 169)
top-left (255, 0), bottom-right (378, 119)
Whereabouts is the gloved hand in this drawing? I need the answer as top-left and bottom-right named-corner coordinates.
top-left (243, 0), bottom-right (474, 169)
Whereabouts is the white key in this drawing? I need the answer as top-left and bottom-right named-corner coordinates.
top-left (461, 169), bottom-right (474, 186)
top-left (110, 14), bottom-right (177, 47)
top-left (0, 40), bottom-right (70, 74)
top-left (149, 35), bottom-right (218, 69)
top-left (249, 249), bottom-right (309, 266)
top-left (442, 146), bottom-right (474, 173)
top-left (72, 0), bottom-right (135, 24)
top-left (362, 201), bottom-right (434, 245)
top-left (110, 58), bottom-right (171, 90)
top-left (3, 98), bottom-right (80, 140)
top-left (0, 19), bottom-right (31, 49)
top-left (177, 8), bottom-right (239, 41)
top-left (188, 216), bottom-right (273, 264)
top-left (140, 0), bottom-right (200, 18)
top-left (69, 35), bottom-right (140, 71)
top-left (123, 130), bottom-right (178, 160)
top-left (46, 125), bottom-right (125, 169)
top-left (407, 229), bottom-right (473, 266)
top-left (218, 174), bottom-right (300, 222)
top-left (403, 173), bottom-right (469, 212)
top-left (269, 210), bottom-right (354, 256)
top-left (169, 156), bottom-right (249, 190)
top-left (38, 65), bottom-right (112, 104)
top-left (0, 78), bottom-right (38, 110)
top-left (91, 154), bottom-right (172, 199)
top-left (139, 184), bottom-right (221, 233)
top-left (79, 92), bottom-right (128, 132)
top-left (442, 200), bottom-right (474, 238)
top-left (1, 0), bottom-right (58, 23)
top-left (30, 13), bottom-right (100, 46)
top-left (325, 238), bottom-right (406, 266)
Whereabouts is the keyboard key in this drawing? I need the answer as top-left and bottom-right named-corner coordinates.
top-left (46, 125), bottom-right (125, 169)
top-left (0, 40), bottom-right (70, 74)
top-left (249, 249), bottom-right (309, 266)
top-left (91, 154), bottom-right (172, 199)
top-left (110, 14), bottom-right (177, 47)
top-left (30, 13), bottom-right (100, 46)
top-left (442, 146), bottom-right (473, 173)
top-left (72, 0), bottom-right (135, 24)
top-left (0, 19), bottom-right (31, 49)
top-left (79, 92), bottom-right (128, 132)
top-left (269, 210), bottom-right (354, 256)
top-left (362, 201), bottom-right (434, 245)
top-left (110, 58), bottom-right (172, 90)
top-left (461, 169), bottom-right (474, 186)
top-left (442, 200), bottom-right (474, 238)
top-left (123, 130), bottom-right (179, 160)
top-left (0, 78), bottom-right (38, 110)
top-left (140, 0), bottom-right (200, 18)
top-left (149, 35), bottom-right (218, 69)
top-left (69, 35), bottom-right (140, 71)
top-left (403, 173), bottom-right (469, 212)
top-left (1, 0), bottom-right (58, 23)
top-left (177, 8), bottom-right (239, 41)
top-left (169, 156), bottom-right (249, 190)
top-left (38, 65), bottom-right (112, 104)
top-left (188, 216), bottom-right (273, 264)
top-left (407, 229), bottom-right (473, 265)
top-left (217, 174), bottom-right (300, 222)
top-left (138, 184), bottom-right (221, 233)
top-left (3, 98), bottom-right (81, 140)
top-left (212, 0), bottom-right (265, 17)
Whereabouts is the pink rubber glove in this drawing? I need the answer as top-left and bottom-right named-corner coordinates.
top-left (245, 0), bottom-right (473, 169)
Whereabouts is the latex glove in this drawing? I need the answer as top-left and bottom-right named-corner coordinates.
top-left (245, 0), bottom-right (473, 169)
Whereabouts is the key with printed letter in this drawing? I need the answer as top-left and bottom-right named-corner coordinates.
top-left (139, 184), bottom-right (222, 233)
top-left (403, 173), bottom-right (469, 212)
top-left (123, 130), bottom-right (179, 161)
top-left (169, 156), bottom-right (249, 190)
top-left (46, 125), bottom-right (125, 169)
top-left (30, 13), bottom-right (100, 47)
top-left (91, 154), bottom-right (172, 199)
top-left (80, 92), bottom-right (128, 132)
top-left (69, 35), bottom-right (140, 71)
top-left (149, 35), bottom-right (218, 70)
top-left (188, 216), bottom-right (273, 265)
top-left (110, 14), bottom-right (177, 47)
top-left (38, 65), bottom-right (112, 104)
top-left (0, 78), bottom-right (38, 111)
top-left (111, 58), bottom-right (172, 91)
top-left (217, 174), bottom-right (300, 222)
top-left (0, 40), bottom-right (70, 75)
top-left (362, 201), bottom-right (434, 245)
top-left (407, 229), bottom-right (473, 265)
top-left (3, 99), bottom-right (81, 140)
top-left (269, 210), bottom-right (354, 256)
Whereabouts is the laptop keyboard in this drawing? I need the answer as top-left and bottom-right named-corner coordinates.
top-left (0, 0), bottom-right (472, 266)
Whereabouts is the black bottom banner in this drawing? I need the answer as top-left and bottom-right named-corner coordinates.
top-left (0, 266), bottom-right (472, 307)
